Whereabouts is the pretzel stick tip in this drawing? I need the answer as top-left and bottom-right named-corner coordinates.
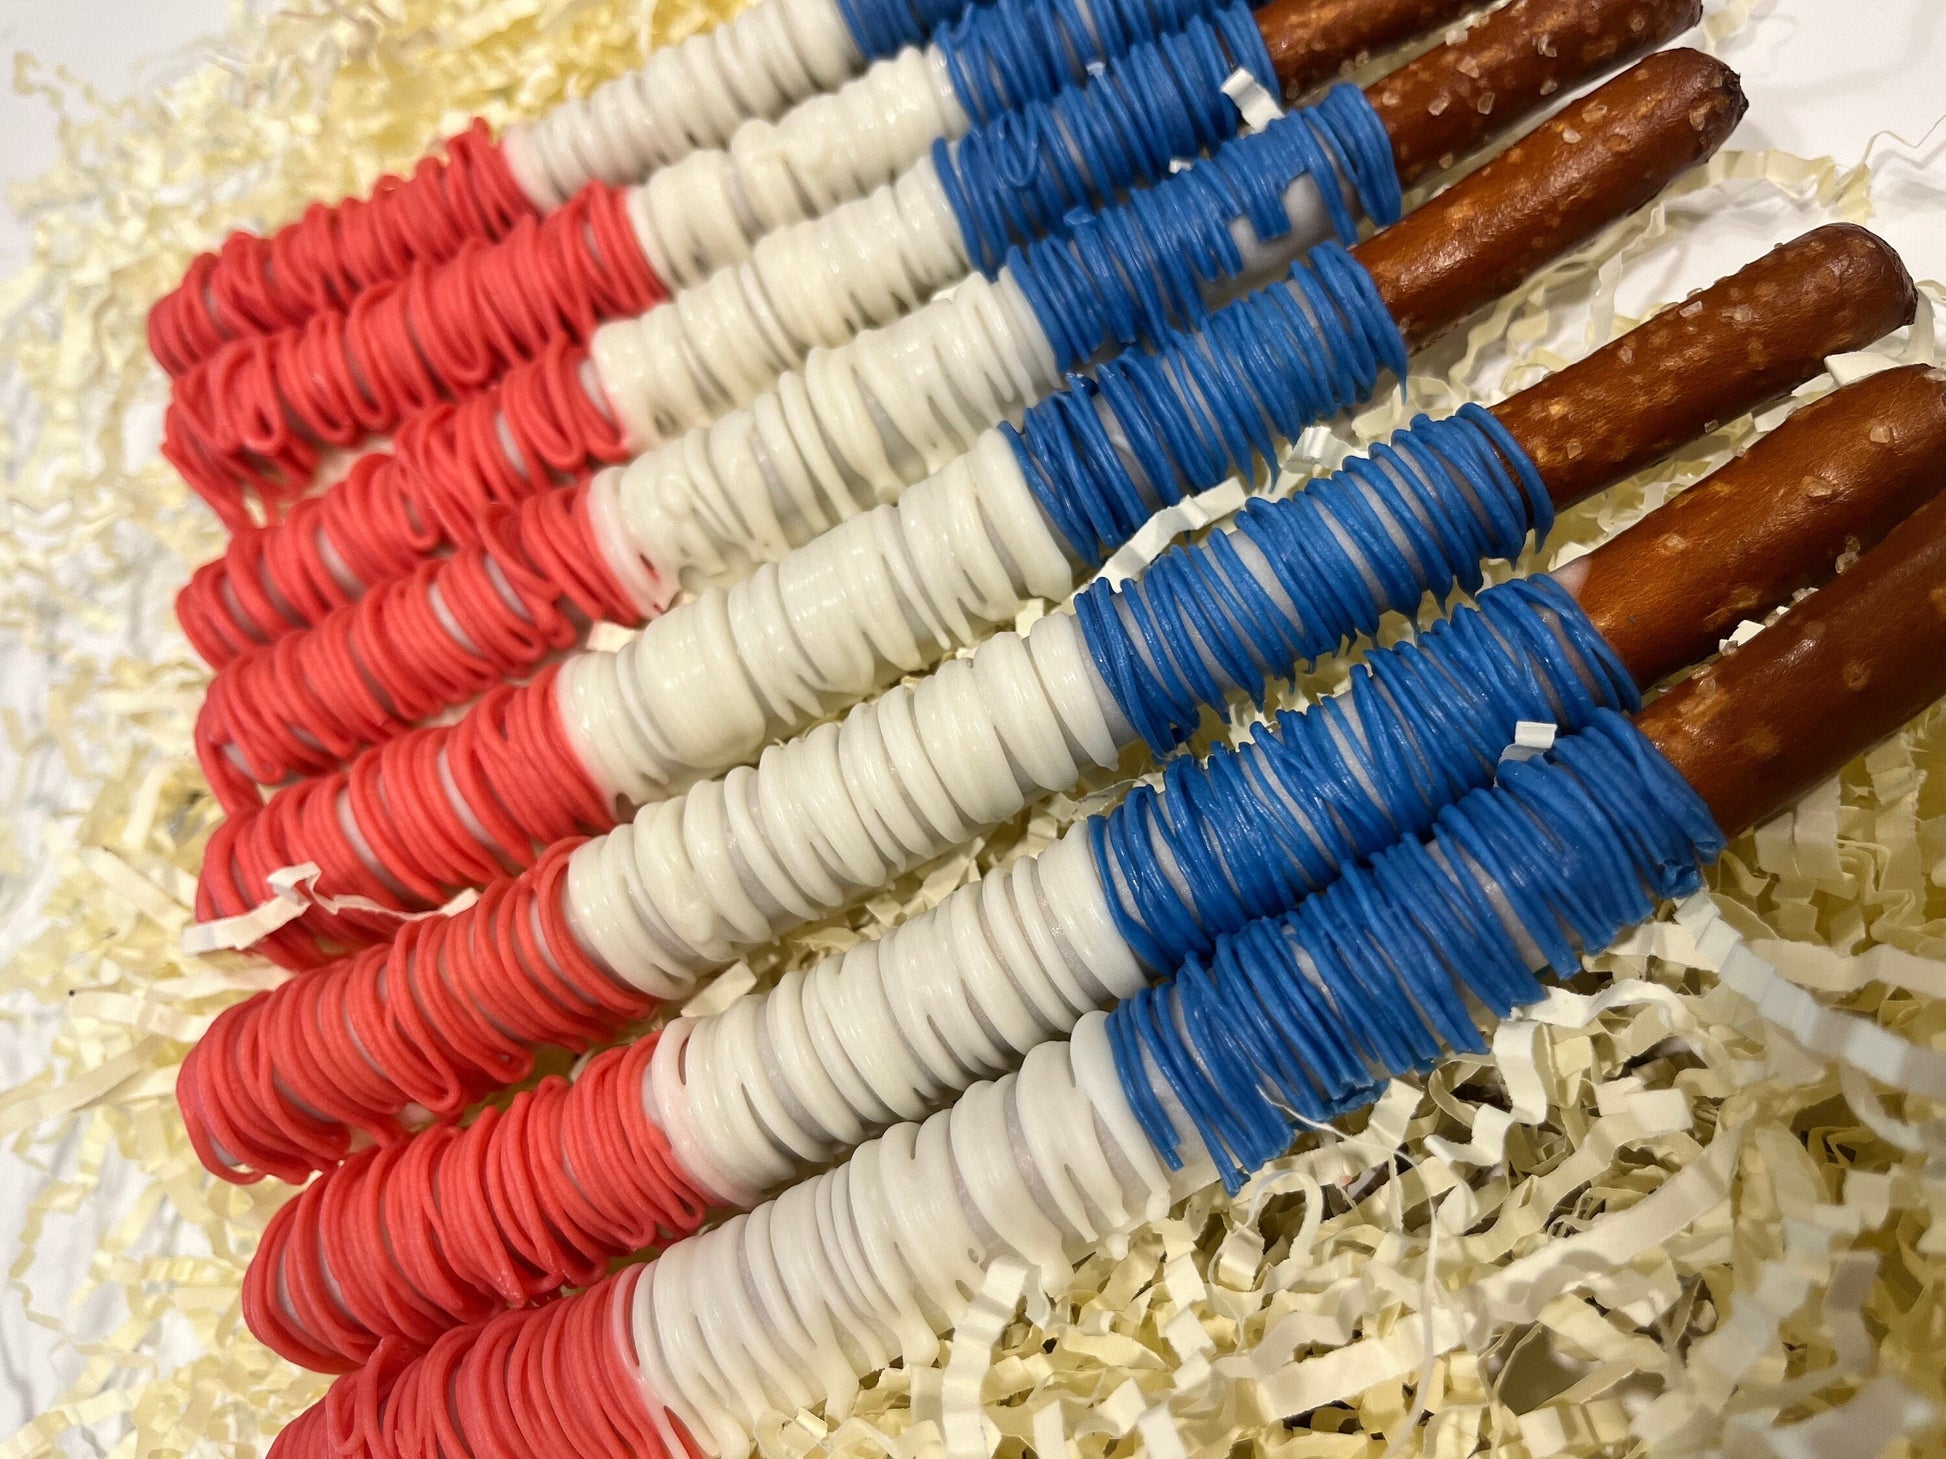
top-left (1492, 224), bottom-right (1917, 509)
top-left (1371, 0), bottom-right (1704, 186)
top-left (1641, 465), bottom-right (1946, 836)
top-left (1571, 363), bottom-right (1946, 687)
top-left (1354, 47), bottom-right (1744, 348)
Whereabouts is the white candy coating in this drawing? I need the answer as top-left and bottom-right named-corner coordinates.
top-left (541, 189), bottom-right (1373, 1012)
top-left (555, 415), bottom-right (1532, 1116)
top-left (622, 45), bottom-right (968, 293)
top-left (1230, 168), bottom-right (1336, 291)
top-left (559, 610), bottom-right (1126, 1002)
top-left (579, 159), bottom-right (1343, 608)
top-left (641, 558), bottom-right (1558, 1198)
top-left (655, 823), bottom-right (1146, 1195)
top-left (630, 1015), bottom-right (1214, 1456)
top-left (587, 267), bottom-right (1056, 613)
top-left (559, 234), bottom-right (1376, 810)
top-left (627, 834), bottom-right (1564, 1453)
top-left (583, 53), bottom-right (1332, 460)
top-left (503, 0), bottom-right (866, 208)
top-left (562, 268), bottom-right (1351, 816)
top-left (592, 158), bottom-right (971, 451)
top-left (560, 426), bottom-right (1078, 808)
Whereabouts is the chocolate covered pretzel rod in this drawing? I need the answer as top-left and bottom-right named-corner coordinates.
top-left (241, 363), bottom-right (1946, 1373)
top-left (267, 373), bottom-right (1946, 1459)
top-left (173, 0), bottom-right (1680, 643)
top-left (179, 227), bottom-right (1923, 1196)
top-left (191, 49), bottom-right (1743, 850)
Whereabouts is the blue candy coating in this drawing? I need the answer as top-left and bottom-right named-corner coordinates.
top-left (1109, 711), bottom-right (1724, 1192)
top-left (837, 0), bottom-right (976, 63)
top-left (1015, 242), bottom-right (1409, 571)
top-left (936, 5), bottom-right (1277, 272)
top-left (1079, 401), bottom-right (1550, 754)
top-left (1091, 576), bottom-right (1640, 973)
top-left (937, 0), bottom-right (1225, 123)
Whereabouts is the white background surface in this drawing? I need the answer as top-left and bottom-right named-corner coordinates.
top-left (0, 0), bottom-right (1941, 1438)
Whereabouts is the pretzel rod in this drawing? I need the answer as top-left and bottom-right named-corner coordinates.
top-left (151, 0), bottom-right (1439, 392)
top-left (1368, 0), bottom-right (1703, 183)
top-left (1576, 359), bottom-right (1946, 684)
top-left (178, 0), bottom-right (1658, 671)
top-left (146, 0), bottom-right (1217, 377)
top-left (1260, 0), bottom-right (1478, 99)
top-left (1645, 466), bottom-right (1946, 837)
top-left (206, 92), bottom-right (1896, 995)
top-left (1498, 223), bottom-right (1918, 507)
top-left (234, 365), bottom-right (1946, 1375)
top-left (154, 0), bottom-right (1498, 390)
top-left (1361, 44), bottom-right (1732, 343)
top-left (180, 230), bottom-right (1918, 1205)
top-left (190, 44), bottom-right (1734, 819)
top-left (262, 391), bottom-right (1946, 1459)
top-left (160, 0), bottom-right (1525, 535)
top-left (158, 0), bottom-right (1400, 530)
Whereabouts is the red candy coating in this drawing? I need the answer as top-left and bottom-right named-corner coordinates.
top-left (174, 333), bottom-right (632, 664)
top-left (246, 1036), bottom-right (710, 1371)
top-left (267, 1267), bottom-right (696, 1459)
top-left (162, 181), bottom-right (657, 529)
top-left (178, 840), bottom-right (648, 1183)
top-left (193, 481), bottom-right (636, 807)
top-left (195, 663), bottom-right (610, 970)
top-left (149, 120), bottom-right (534, 378)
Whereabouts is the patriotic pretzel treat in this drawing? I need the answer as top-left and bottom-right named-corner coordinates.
top-left (163, 0), bottom-right (1517, 622)
top-left (150, 0), bottom-right (1259, 379)
top-left (188, 46), bottom-right (1725, 817)
top-left (159, 0), bottom-right (1267, 523)
top-left (188, 0), bottom-right (1688, 801)
top-left (265, 413), bottom-right (1946, 1459)
top-left (176, 222), bottom-right (1922, 1188)
top-left (237, 362), bottom-right (1946, 1372)
top-left (173, 0), bottom-right (1678, 667)
top-left (192, 52), bottom-right (1767, 964)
